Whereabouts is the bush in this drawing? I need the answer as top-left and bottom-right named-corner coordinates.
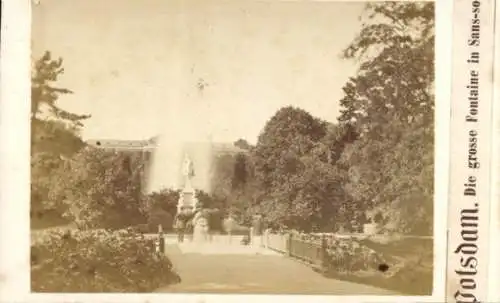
top-left (48, 147), bottom-right (147, 230)
top-left (31, 229), bottom-right (180, 292)
top-left (324, 237), bottom-right (433, 295)
top-left (142, 189), bottom-right (180, 217)
top-left (324, 237), bottom-right (390, 272)
top-left (147, 209), bottom-right (174, 232)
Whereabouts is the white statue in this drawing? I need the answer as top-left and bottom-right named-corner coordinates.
top-left (182, 154), bottom-right (195, 178)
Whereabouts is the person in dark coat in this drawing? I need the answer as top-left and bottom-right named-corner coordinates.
top-left (173, 213), bottom-right (186, 243)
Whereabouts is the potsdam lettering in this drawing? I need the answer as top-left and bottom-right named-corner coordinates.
top-left (454, 205), bottom-right (479, 303)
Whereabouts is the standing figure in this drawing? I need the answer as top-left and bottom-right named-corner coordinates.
top-left (173, 213), bottom-right (186, 243)
top-left (157, 224), bottom-right (165, 253)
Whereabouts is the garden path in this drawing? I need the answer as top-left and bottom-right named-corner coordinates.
top-left (155, 243), bottom-right (398, 295)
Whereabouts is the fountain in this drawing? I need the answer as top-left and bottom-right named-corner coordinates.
top-left (177, 153), bottom-right (199, 215)
top-left (176, 153), bottom-right (210, 244)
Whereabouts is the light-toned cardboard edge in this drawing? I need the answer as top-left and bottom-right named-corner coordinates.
top-left (0, 0), bottom-right (450, 302)
top-left (446, 0), bottom-right (496, 301)
top-left (488, 1), bottom-right (500, 302)
top-left (0, 0), bottom-right (32, 300)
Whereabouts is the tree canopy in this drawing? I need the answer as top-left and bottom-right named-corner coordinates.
top-left (31, 51), bottom-right (91, 226)
top-left (337, 2), bottom-right (434, 235)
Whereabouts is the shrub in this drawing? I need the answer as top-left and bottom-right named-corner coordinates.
top-left (324, 237), bottom-right (433, 295)
top-left (142, 189), bottom-right (180, 217)
top-left (31, 229), bottom-right (180, 292)
top-left (147, 209), bottom-right (174, 232)
top-left (48, 147), bottom-right (147, 230)
top-left (324, 237), bottom-right (390, 272)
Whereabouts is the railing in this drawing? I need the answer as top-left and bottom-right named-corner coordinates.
top-left (289, 233), bottom-right (326, 269)
top-left (262, 230), bottom-right (327, 271)
top-left (260, 229), bottom-right (433, 273)
top-left (265, 232), bottom-right (288, 254)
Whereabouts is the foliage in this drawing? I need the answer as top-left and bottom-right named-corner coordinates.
top-left (142, 189), bottom-right (180, 215)
top-left (30, 121), bottom-right (86, 218)
top-left (336, 2), bottom-right (434, 235)
top-left (31, 119), bottom-right (86, 157)
top-left (250, 109), bottom-right (357, 231)
top-left (253, 106), bottom-right (327, 191)
top-left (324, 237), bottom-right (390, 272)
top-left (31, 229), bottom-right (180, 292)
top-left (259, 155), bottom-right (344, 231)
top-left (232, 153), bottom-right (248, 189)
top-left (140, 189), bottom-right (180, 232)
top-left (48, 147), bottom-right (147, 230)
top-left (251, 107), bottom-right (328, 230)
top-left (31, 51), bottom-right (90, 156)
top-left (194, 189), bottom-right (220, 210)
top-left (339, 2), bottom-right (434, 128)
top-left (234, 138), bottom-right (253, 150)
top-left (327, 236), bottom-right (433, 295)
top-left (31, 51), bottom-right (90, 227)
top-left (206, 208), bottom-right (224, 231)
top-left (209, 152), bottom-right (257, 224)
top-left (242, 3), bottom-right (435, 234)
top-left (31, 51), bottom-right (90, 125)
top-left (147, 209), bottom-right (174, 232)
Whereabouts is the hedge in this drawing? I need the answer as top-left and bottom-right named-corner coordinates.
top-left (31, 229), bottom-right (180, 292)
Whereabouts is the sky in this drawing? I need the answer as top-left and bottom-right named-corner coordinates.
top-left (32, 0), bottom-right (366, 144)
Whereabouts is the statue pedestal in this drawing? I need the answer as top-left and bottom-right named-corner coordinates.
top-left (177, 190), bottom-right (198, 215)
top-left (176, 164), bottom-right (198, 214)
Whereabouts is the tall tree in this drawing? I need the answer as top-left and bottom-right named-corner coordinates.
top-left (251, 106), bottom-right (340, 230)
top-left (339, 2), bottom-right (434, 130)
top-left (31, 51), bottom-right (90, 127)
top-left (31, 52), bottom-right (91, 225)
top-left (337, 2), bottom-right (434, 235)
top-left (253, 106), bottom-right (327, 191)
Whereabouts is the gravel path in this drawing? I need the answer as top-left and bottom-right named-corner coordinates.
top-left (156, 244), bottom-right (398, 295)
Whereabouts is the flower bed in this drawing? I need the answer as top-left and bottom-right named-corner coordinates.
top-left (31, 229), bottom-right (180, 292)
top-left (324, 237), bottom-right (391, 272)
top-left (324, 237), bottom-right (433, 295)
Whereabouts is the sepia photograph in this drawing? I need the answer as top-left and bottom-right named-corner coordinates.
top-left (30, 0), bottom-right (435, 296)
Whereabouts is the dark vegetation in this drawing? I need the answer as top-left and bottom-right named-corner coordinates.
top-left (31, 229), bottom-right (180, 292)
